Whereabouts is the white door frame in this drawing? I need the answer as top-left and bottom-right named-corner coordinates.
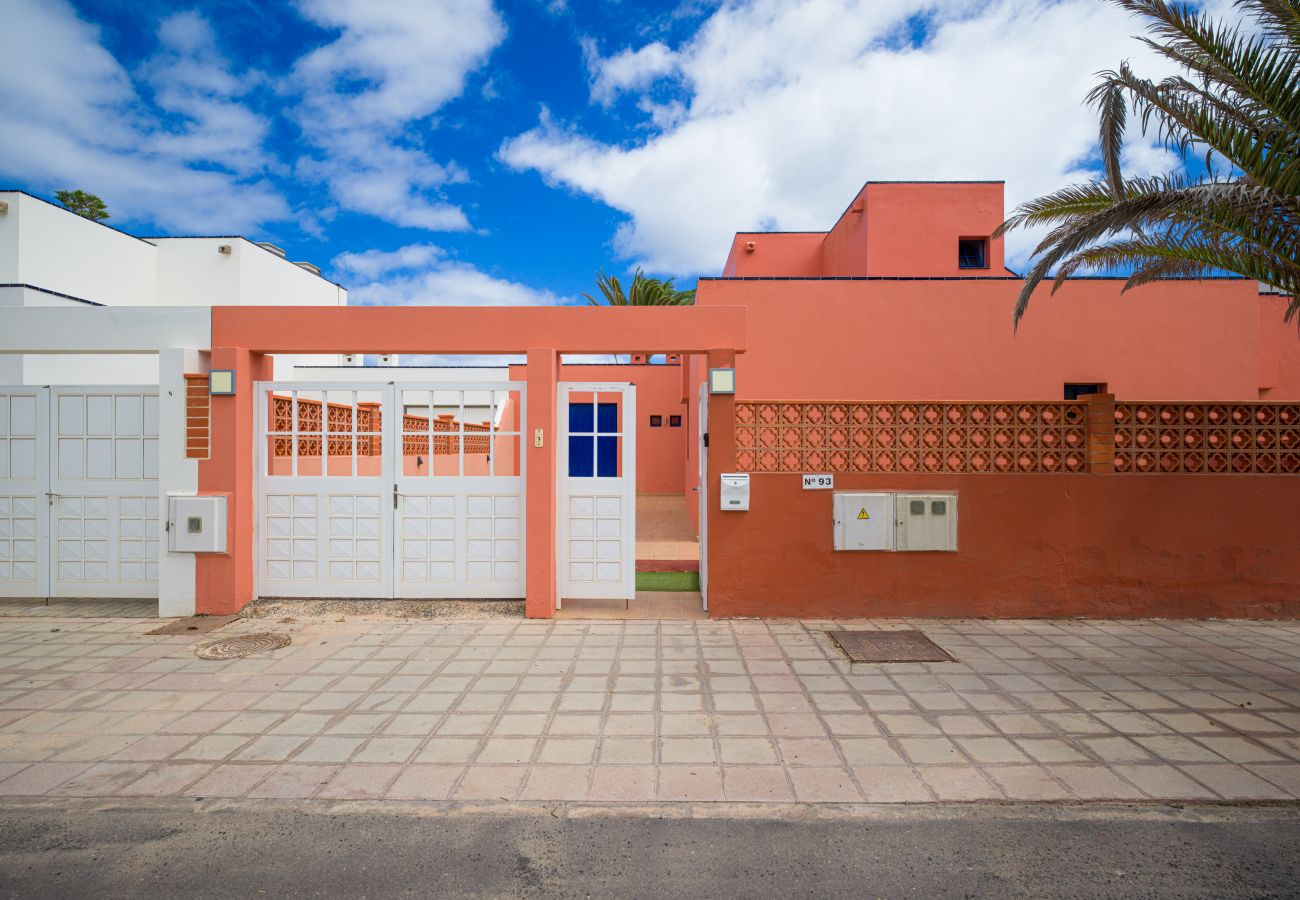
top-left (557, 382), bottom-right (636, 603)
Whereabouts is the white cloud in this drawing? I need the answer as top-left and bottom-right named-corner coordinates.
top-left (143, 11), bottom-right (272, 173)
top-left (501, 0), bottom-right (1179, 274)
top-left (584, 39), bottom-right (679, 105)
top-left (332, 242), bottom-right (445, 279)
top-left (0, 0), bottom-right (286, 232)
top-left (289, 0), bottom-right (505, 231)
top-left (333, 244), bottom-right (569, 307)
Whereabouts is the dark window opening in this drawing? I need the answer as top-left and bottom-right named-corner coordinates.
top-left (958, 238), bottom-right (988, 269)
top-left (669, 415), bottom-right (682, 427)
top-left (649, 415), bottom-right (663, 427)
top-left (1064, 383), bottom-right (1105, 401)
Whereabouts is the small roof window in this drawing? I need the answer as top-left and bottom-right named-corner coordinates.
top-left (958, 238), bottom-right (988, 269)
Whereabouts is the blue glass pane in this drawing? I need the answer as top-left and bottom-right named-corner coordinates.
top-left (569, 402), bottom-right (594, 433)
top-left (569, 436), bottom-right (594, 477)
top-left (597, 402), bottom-right (618, 433)
top-left (597, 435), bottom-right (618, 477)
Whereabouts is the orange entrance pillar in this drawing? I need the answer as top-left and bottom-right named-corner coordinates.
top-left (196, 347), bottom-right (273, 615)
top-left (525, 348), bottom-right (559, 617)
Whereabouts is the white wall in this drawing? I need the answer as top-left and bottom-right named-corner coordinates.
top-left (0, 192), bottom-right (157, 305)
top-left (235, 239), bottom-right (346, 306)
top-left (152, 238), bottom-right (241, 307)
top-left (151, 237), bottom-right (344, 308)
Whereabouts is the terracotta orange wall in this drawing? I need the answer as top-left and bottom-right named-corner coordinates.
top-left (720, 182), bottom-right (1009, 278)
top-left (705, 471), bottom-right (1300, 619)
top-left (197, 349), bottom-right (274, 615)
top-left (857, 182), bottom-right (1007, 277)
top-left (723, 233), bottom-right (825, 277)
top-left (510, 361), bottom-right (688, 493)
top-left (695, 277), bottom-right (1289, 402)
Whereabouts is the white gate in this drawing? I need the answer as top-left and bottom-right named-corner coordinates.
top-left (557, 383), bottom-right (636, 602)
top-left (255, 382), bottom-right (525, 599)
top-left (0, 386), bottom-right (159, 599)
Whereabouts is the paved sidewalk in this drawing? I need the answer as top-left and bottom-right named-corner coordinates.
top-left (0, 614), bottom-right (1298, 804)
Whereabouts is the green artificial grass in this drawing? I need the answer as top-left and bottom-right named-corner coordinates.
top-left (635, 570), bottom-right (700, 592)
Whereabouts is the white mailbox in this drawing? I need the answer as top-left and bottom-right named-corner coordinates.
top-left (833, 492), bottom-right (894, 551)
top-left (720, 473), bottom-right (750, 511)
top-left (168, 495), bottom-right (227, 553)
top-left (896, 493), bottom-right (958, 552)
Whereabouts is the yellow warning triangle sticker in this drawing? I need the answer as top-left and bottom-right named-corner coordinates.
top-left (857, 508), bottom-right (870, 520)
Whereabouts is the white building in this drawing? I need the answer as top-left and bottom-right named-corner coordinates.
top-left (0, 190), bottom-right (348, 383)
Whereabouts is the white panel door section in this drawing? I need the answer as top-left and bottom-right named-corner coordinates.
top-left (0, 389), bottom-right (47, 598)
top-left (557, 383), bottom-right (636, 602)
top-left (394, 384), bottom-right (525, 599)
top-left (255, 382), bottom-right (526, 600)
top-left (49, 388), bottom-right (160, 598)
top-left (0, 387), bottom-right (160, 600)
top-left (257, 384), bottom-right (391, 598)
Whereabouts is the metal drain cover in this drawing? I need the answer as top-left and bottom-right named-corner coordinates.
top-left (195, 632), bottom-right (291, 660)
top-left (827, 629), bottom-right (954, 663)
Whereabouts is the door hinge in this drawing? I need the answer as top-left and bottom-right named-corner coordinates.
top-left (702, 432), bottom-right (709, 448)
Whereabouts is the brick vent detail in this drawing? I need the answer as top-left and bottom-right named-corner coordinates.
top-left (1114, 403), bottom-right (1300, 474)
top-left (184, 375), bottom-right (210, 460)
top-left (733, 402), bottom-right (1089, 474)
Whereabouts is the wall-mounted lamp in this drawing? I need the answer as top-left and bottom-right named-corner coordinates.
top-left (217, 244), bottom-right (232, 255)
top-left (709, 368), bottom-right (736, 395)
top-left (209, 370), bottom-right (236, 396)
top-left (0, 200), bottom-right (9, 215)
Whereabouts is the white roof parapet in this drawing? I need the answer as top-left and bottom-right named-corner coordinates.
top-left (0, 306), bottom-right (211, 354)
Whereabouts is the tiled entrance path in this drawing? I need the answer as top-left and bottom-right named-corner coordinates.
top-left (1, 615), bottom-right (1299, 804)
top-left (635, 494), bottom-right (698, 565)
top-left (557, 592), bottom-right (707, 621)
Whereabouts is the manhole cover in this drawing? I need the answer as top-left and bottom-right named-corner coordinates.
top-left (195, 632), bottom-right (291, 660)
top-left (827, 629), bottom-right (954, 663)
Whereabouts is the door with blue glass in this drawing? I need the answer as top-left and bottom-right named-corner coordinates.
top-left (558, 384), bottom-right (636, 602)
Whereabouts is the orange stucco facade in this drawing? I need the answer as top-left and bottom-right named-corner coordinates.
top-left (694, 180), bottom-right (1300, 619)
top-left (188, 180), bottom-right (1299, 621)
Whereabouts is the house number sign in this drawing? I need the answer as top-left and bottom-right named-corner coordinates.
top-left (802, 473), bottom-right (834, 490)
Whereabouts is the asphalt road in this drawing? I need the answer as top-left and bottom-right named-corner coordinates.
top-left (1, 800), bottom-right (1298, 898)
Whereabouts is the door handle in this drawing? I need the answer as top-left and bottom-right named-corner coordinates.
top-left (393, 484), bottom-right (398, 510)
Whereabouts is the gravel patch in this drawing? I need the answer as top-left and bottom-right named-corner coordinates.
top-left (239, 598), bottom-right (525, 621)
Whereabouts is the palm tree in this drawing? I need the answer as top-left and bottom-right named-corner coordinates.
top-left (582, 268), bottom-right (696, 306)
top-left (995, 0), bottom-right (1299, 328)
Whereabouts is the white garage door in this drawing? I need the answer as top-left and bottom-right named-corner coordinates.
top-left (0, 386), bottom-right (160, 599)
top-left (255, 382), bottom-right (525, 599)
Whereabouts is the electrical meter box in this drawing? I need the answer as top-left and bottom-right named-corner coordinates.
top-left (720, 473), bottom-right (750, 511)
top-left (832, 492), bottom-right (894, 551)
top-left (895, 493), bottom-right (958, 552)
top-left (167, 495), bottom-right (227, 553)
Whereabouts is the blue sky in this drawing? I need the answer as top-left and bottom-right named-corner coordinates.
top-left (1, 0), bottom-right (1197, 307)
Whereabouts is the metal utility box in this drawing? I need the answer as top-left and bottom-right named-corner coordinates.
top-left (720, 473), bottom-right (750, 511)
top-left (833, 492), bottom-right (894, 551)
top-left (167, 495), bottom-right (227, 553)
top-left (895, 493), bottom-right (958, 552)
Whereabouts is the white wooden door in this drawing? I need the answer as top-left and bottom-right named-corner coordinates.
top-left (255, 382), bottom-right (526, 600)
top-left (256, 384), bottom-right (392, 598)
top-left (0, 389), bottom-right (47, 598)
top-left (557, 383), bottom-right (636, 602)
top-left (393, 384), bottom-right (525, 598)
top-left (698, 382), bottom-right (708, 611)
top-left (0, 386), bottom-right (159, 600)
top-left (49, 388), bottom-right (160, 598)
